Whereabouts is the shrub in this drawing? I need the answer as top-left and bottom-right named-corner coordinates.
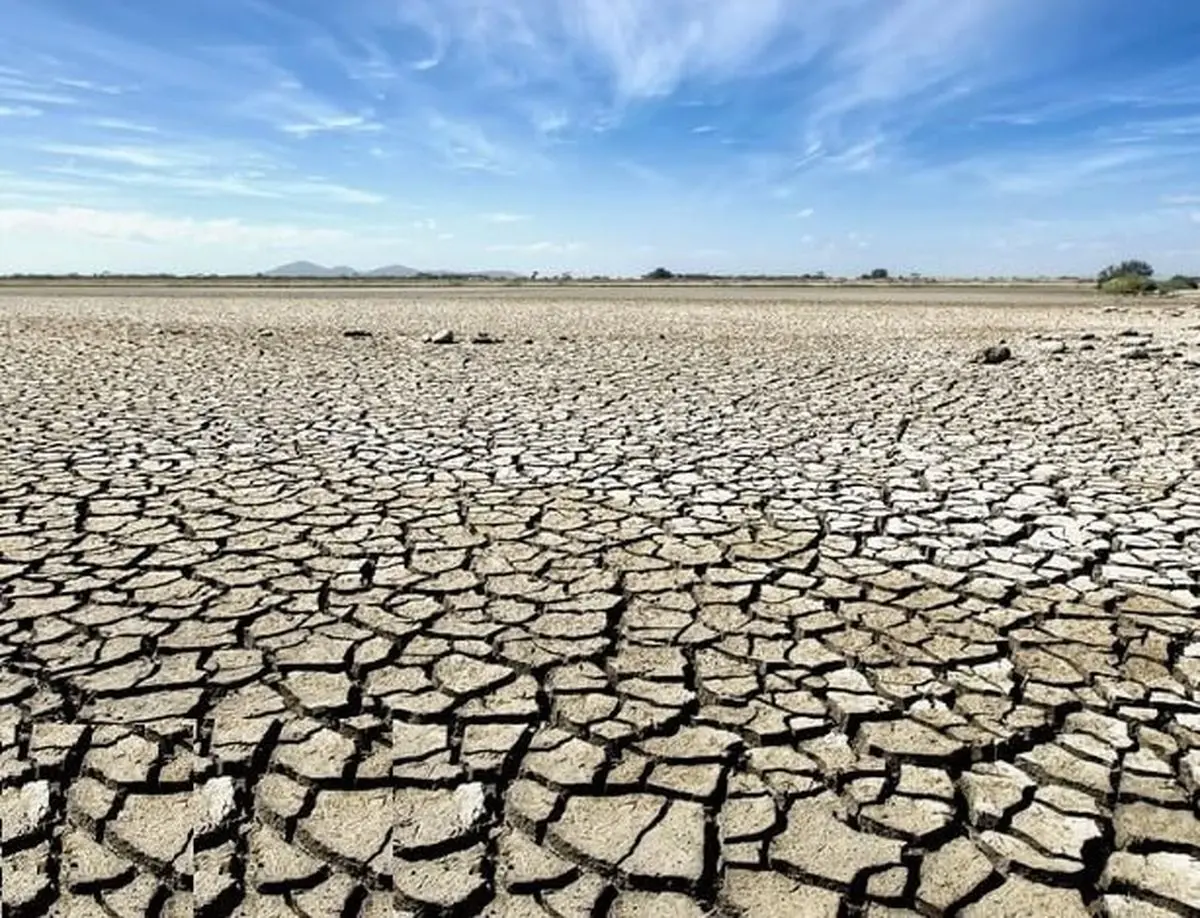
top-left (1101, 275), bottom-right (1157, 295)
top-left (1161, 274), bottom-right (1199, 292)
top-left (644, 267), bottom-right (675, 280)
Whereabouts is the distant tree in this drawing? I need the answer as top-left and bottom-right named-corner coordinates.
top-left (644, 267), bottom-right (675, 280)
top-left (860, 268), bottom-right (889, 280)
top-left (1096, 259), bottom-right (1153, 288)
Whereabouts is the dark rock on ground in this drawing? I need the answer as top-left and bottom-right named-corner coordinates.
top-left (976, 345), bottom-right (1012, 365)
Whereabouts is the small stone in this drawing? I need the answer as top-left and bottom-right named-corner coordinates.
top-left (976, 345), bottom-right (1012, 365)
top-left (428, 329), bottom-right (455, 344)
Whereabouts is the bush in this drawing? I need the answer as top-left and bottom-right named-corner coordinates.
top-left (1161, 274), bottom-right (1199, 292)
top-left (1101, 275), bottom-right (1157, 295)
top-left (644, 267), bottom-right (674, 280)
top-left (861, 268), bottom-right (889, 280)
top-left (1097, 259), bottom-right (1153, 287)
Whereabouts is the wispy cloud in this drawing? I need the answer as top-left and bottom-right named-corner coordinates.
top-left (486, 241), bottom-right (582, 254)
top-left (39, 142), bottom-right (208, 170)
top-left (0, 206), bottom-right (348, 247)
top-left (83, 117), bottom-right (161, 134)
top-left (280, 113), bottom-right (382, 138)
top-left (481, 212), bottom-right (531, 223)
top-left (44, 163), bottom-right (384, 205)
top-left (0, 105), bottom-right (40, 118)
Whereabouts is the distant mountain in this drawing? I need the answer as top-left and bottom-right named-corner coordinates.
top-left (261, 261), bottom-right (499, 278)
top-left (263, 261), bottom-right (354, 278)
top-left (362, 264), bottom-right (420, 277)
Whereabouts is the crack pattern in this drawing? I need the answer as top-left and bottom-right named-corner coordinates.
top-left (1, 287), bottom-right (1199, 917)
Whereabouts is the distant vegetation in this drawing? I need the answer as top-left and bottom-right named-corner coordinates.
top-left (1162, 274), bottom-right (1199, 292)
top-left (861, 268), bottom-right (890, 280)
top-left (1097, 259), bottom-right (1198, 295)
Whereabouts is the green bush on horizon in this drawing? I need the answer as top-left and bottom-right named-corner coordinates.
top-left (1161, 274), bottom-right (1199, 292)
top-left (1100, 274), bottom-right (1157, 295)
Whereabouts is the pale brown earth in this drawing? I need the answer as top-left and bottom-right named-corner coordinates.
top-left (1, 284), bottom-right (1199, 917)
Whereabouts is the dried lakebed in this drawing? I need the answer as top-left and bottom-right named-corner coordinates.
top-left (1, 286), bottom-right (1199, 917)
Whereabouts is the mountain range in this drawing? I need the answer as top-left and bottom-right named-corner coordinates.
top-left (263, 261), bottom-right (520, 279)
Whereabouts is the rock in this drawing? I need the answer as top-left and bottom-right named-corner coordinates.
top-left (976, 345), bottom-right (1012, 365)
top-left (472, 332), bottom-right (500, 345)
top-left (342, 330), bottom-right (372, 339)
top-left (1045, 340), bottom-right (1067, 354)
top-left (1124, 347), bottom-right (1151, 360)
top-left (427, 330), bottom-right (456, 344)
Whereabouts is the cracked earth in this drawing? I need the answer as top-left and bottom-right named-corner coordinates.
top-left (1, 285), bottom-right (1199, 917)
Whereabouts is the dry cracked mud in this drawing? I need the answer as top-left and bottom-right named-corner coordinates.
top-left (1, 284), bottom-right (1199, 917)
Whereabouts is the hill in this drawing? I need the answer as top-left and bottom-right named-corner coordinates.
top-left (262, 261), bottom-right (505, 278)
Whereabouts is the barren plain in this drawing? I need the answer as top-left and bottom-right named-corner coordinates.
top-left (1, 284), bottom-right (1199, 917)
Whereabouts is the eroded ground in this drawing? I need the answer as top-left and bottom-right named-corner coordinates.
top-left (1, 285), bottom-right (1199, 917)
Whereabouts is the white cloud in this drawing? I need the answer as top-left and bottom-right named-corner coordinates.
top-left (792, 207), bottom-right (814, 218)
top-left (481, 212), bottom-right (530, 223)
top-left (0, 105), bottom-right (40, 117)
top-left (39, 143), bottom-right (206, 169)
top-left (0, 206), bottom-right (348, 247)
top-left (968, 146), bottom-right (1164, 195)
top-left (281, 113), bottom-right (383, 137)
top-left (54, 76), bottom-right (124, 94)
top-left (486, 241), bottom-right (582, 254)
top-left (43, 163), bottom-right (384, 205)
top-left (423, 113), bottom-right (541, 174)
top-left (562, 0), bottom-right (806, 101)
top-left (83, 117), bottom-right (161, 133)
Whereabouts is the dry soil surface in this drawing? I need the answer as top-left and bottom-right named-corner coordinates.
top-left (1, 286), bottom-right (1199, 917)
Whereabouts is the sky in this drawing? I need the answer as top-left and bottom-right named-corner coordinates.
top-left (1, 0), bottom-right (1199, 277)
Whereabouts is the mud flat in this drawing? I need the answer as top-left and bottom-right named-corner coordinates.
top-left (1, 286), bottom-right (1198, 916)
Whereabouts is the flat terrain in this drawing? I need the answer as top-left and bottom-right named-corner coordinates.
top-left (1, 286), bottom-right (1199, 917)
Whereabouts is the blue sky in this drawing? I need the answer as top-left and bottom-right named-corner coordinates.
top-left (1, 0), bottom-right (1199, 277)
